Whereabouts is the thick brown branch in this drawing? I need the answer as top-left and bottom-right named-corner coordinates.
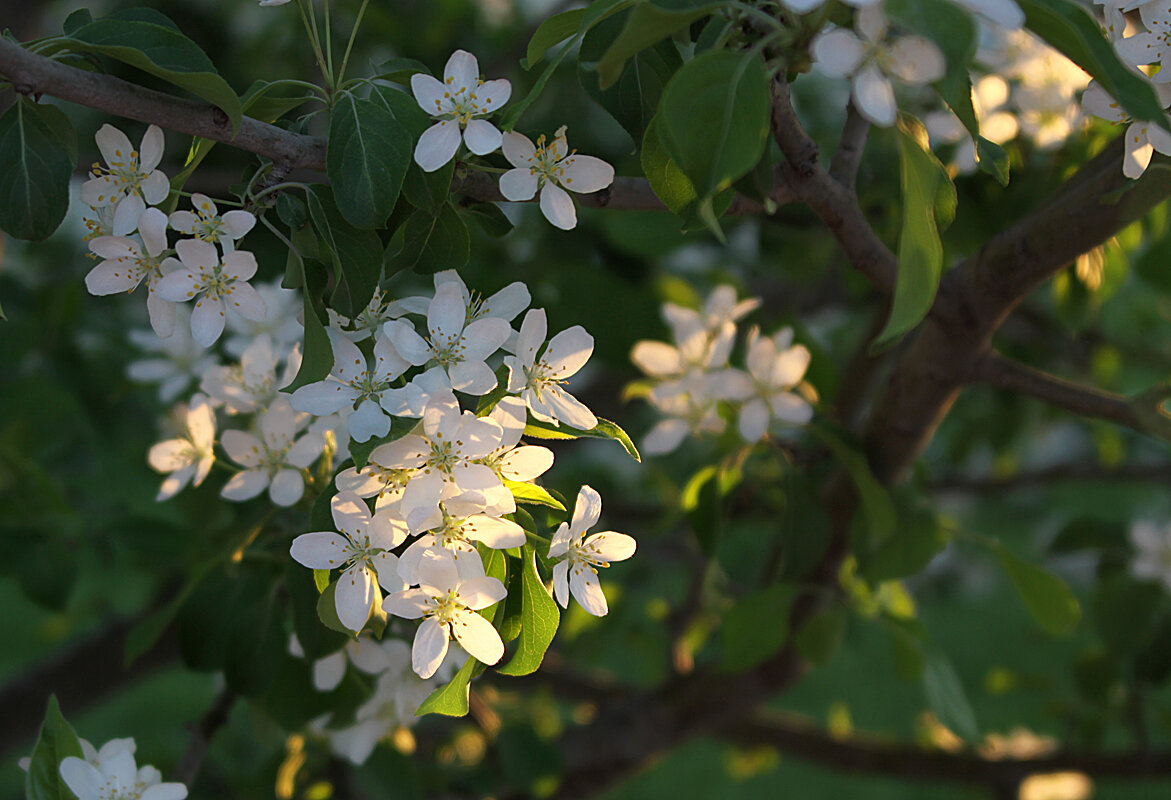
top-left (972, 351), bottom-right (1141, 429)
top-left (727, 715), bottom-right (1171, 785)
top-left (829, 103), bottom-right (870, 191)
top-left (0, 38), bottom-right (326, 171)
top-left (769, 77), bottom-right (895, 292)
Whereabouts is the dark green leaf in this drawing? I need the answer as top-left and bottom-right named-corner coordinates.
top-left (394, 203), bottom-right (470, 275)
top-left (861, 504), bottom-right (949, 582)
top-left (223, 570), bottom-right (286, 696)
top-left (873, 119), bottom-right (953, 350)
top-left (287, 559), bottom-right (348, 660)
top-left (807, 425), bottom-right (896, 544)
top-left (794, 604), bottom-right (846, 665)
top-left (923, 651), bottom-right (980, 741)
top-left (1050, 517), bottom-right (1128, 554)
top-left (124, 560), bottom-right (216, 666)
top-left (25, 695), bottom-right (83, 800)
top-left (328, 92), bottom-right (412, 229)
top-left (368, 84), bottom-right (433, 137)
top-left (282, 258), bottom-right (334, 391)
top-left (63, 9), bottom-right (242, 132)
top-left (596, 2), bottom-right (717, 88)
top-left (657, 50), bottom-right (770, 200)
top-left (525, 8), bottom-right (587, 68)
top-left (62, 8), bottom-right (93, 35)
top-left (721, 582), bottom-right (792, 671)
top-left (498, 545), bottom-right (561, 676)
top-left (0, 99), bottom-right (73, 241)
top-left (682, 465), bottom-right (722, 556)
top-left (995, 546), bottom-right (1081, 636)
top-left (1092, 576), bottom-right (1166, 654)
top-left (307, 185), bottom-right (383, 318)
top-left (883, 616), bottom-right (927, 680)
top-left (371, 57), bottom-right (432, 83)
top-left (1019, 0), bottom-right (1168, 127)
top-left (581, 16), bottom-right (681, 143)
top-left (402, 158), bottom-right (454, 213)
top-left (461, 202), bottom-right (514, 237)
top-left (276, 192), bottom-right (309, 230)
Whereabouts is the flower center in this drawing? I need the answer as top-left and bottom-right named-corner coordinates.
top-left (350, 370), bottom-right (390, 402)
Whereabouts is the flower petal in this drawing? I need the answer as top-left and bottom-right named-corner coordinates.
top-left (451, 609), bottom-right (504, 665)
top-left (336, 565), bottom-right (377, 632)
top-left (463, 119), bottom-right (503, 155)
top-left (558, 154), bottom-right (613, 193)
top-left (414, 120), bottom-right (462, 172)
top-left (412, 617), bottom-right (450, 678)
top-left (499, 168), bottom-right (539, 201)
top-left (221, 468), bottom-right (270, 501)
top-left (852, 65), bottom-right (897, 127)
top-left (569, 562), bottom-right (609, 616)
top-left (269, 469), bottom-right (305, 506)
top-left (290, 532), bottom-right (350, 569)
top-left (539, 183), bottom-right (577, 230)
top-left (191, 295), bottom-right (227, 346)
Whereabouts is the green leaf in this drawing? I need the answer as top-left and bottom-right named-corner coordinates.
top-left (525, 8), bottom-right (586, 68)
top-left (287, 559), bottom-right (348, 660)
top-left (371, 57), bottom-right (432, 83)
top-left (923, 652), bottom-right (980, 741)
top-left (63, 9), bottom-right (242, 133)
top-left (976, 136), bottom-right (1010, 186)
top-left (0, 99), bottom-right (73, 241)
top-left (328, 92), bottom-right (412, 229)
top-left (461, 202), bottom-right (514, 237)
top-left (223, 571), bottom-right (286, 696)
top-left (1049, 516), bottom-right (1127, 554)
top-left (657, 50), bottom-right (770, 200)
top-left (402, 158), bottom-right (454, 213)
top-left (316, 579), bottom-right (357, 635)
top-left (995, 546), bottom-right (1081, 636)
top-left (1092, 577), bottom-right (1166, 654)
top-left (580, 15), bottom-right (681, 143)
top-left (861, 504), bottom-right (948, 582)
top-left (282, 258), bottom-right (334, 391)
top-left (368, 84), bottom-right (432, 136)
top-left (416, 656), bottom-right (484, 717)
top-left (314, 568), bottom-right (331, 593)
top-left (25, 695), bottom-right (84, 800)
top-left (306, 186), bottom-right (383, 318)
top-left (62, 8), bottom-right (93, 35)
top-left (498, 545), bottom-right (561, 675)
top-left (504, 479), bottom-right (566, 511)
top-left (123, 560), bottom-right (216, 666)
top-left (873, 119), bottom-right (953, 350)
top-left (521, 416), bottom-right (641, 461)
top-left (393, 203), bottom-right (470, 275)
top-left (807, 425), bottom-right (895, 544)
top-left (794, 604), bottom-right (847, 665)
top-left (596, 2), bottom-right (717, 89)
top-left (721, 582), bottom-right (792, 672)
top-left (883, 616), bottom-right (927, 680)
top-left (1019, 0), bottom-right (1168, 128)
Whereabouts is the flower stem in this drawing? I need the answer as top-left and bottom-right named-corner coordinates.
top-left (337, 0), bottom-right (370, 88)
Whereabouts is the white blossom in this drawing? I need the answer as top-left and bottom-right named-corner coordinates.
top-left (81, 124), bottom-right (170, 236)
top-left (724, 327), bottom-right (815, 442)
top-left (383, 281), bottom-right (511, 397)
top-left (155, 239), bottom-right (267, 347)
top-left (397, 505), bottom-right (526, 584)
top-left (85, 208), bottom-right (178, 338)
top-left (289, 330), bottom-right (409, 442)
top-left (549, 485), bottom-right (636, 616)
top-left (1129, 521), bottom-right (1171, 592)
top-left (504, 308), bottom-right (597, 429)
top-left (385, 548), bottom-right (507, 678)
top-left (201, 334), bottom-right (299, 414)
top-left (224, 279), bottom-right (303, 357)
top-left (59, 736), bottom-right (186, 800)
top-left (411, 50), bottom-right (511, 171)
top-left (499, 127), bottom-right (614, 230)
top-left (288, 632), bottom-right (399, 692)
top-left (168, 193), bottom-right (256, 251)
top-left (475, 396), bottom-right (555, 483)
top-left (811, 6), bottom-right (945, 127)
top-left (126, 312), bottom-right (218, 403)
top-left (220, 397), bottom-right (324, 506)
top-left (290, 491), bottom-right (408, 632)
top-left (1083, 81), bottom-right (1171, 178)
top-left (148, 394), bottom-right (216, 501)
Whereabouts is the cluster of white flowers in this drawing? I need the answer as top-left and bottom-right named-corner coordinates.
top-left (57, 736), bottom-right (187, 800)
top-left (1129, 520), bottom-right (1171, 591)
top-left (286, 270), bottom-right (634, 677)
top-left (83, 125), bottom-right (265, 345)
top-left (1080, 1), bottom-right (1171, 177)
top-left (410, 50), bottom-right (614, 230)
top-left (631, 285), bottom-right (815, 455)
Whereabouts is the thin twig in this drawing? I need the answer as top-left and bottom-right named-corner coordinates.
top-left (175, 690), bottom-right (237, 788)
top-left (829, 102), bottom-right (870, 191)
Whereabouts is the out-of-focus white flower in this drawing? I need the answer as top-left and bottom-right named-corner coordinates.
top-left (1083, 80), bottom-right (1171, 177)
top-left (224, 280), bottom-right (303, 358)
top-left (504, 308), bottom-right (597, 429)
top-left (288, 633), bottom-right (398, 692)
top-left (640, 373), bottom-right (728, 456)
top-left (81, 124), bottom-right (170, 236)
top-left (85, 208), bottom-right (178, 338)
top-left (723, 327), bottom-right (815, 442)
top-left (328, 287), bottom-right (410, 343)
top-left (156, 239), bottom-right (267, 347)
top-left (127, 311), bottom-right (218, 403)
top-left (811, 6), bottom-right (945, 127)
top-left (924, 74), bottom-right (1019, 173)
top-left (385, 547), bottom-right (507, 678)
top-left (499, 127), bottom-right (614, 230)
top-left (321, 639), bottom-right (454, 764)
top-left (411, 50), bottom-right (511, 171)
top-left (549, 485), bottom-right (635, 616)
top-left (220, 397), bottom-right (324, 507)
top-left (201, 334), bottom-right (299, 414)
top-left (59, 736), bottom-right (186, 800)
top-left (168, 193), bottom-right (256, 251)
top-left (289, 331), bottom-right (409, 442)
top-left (290, 491), bottom-right (408, 632)
top-left (1129, 520), bottom-right (1171, 592)
top-left (148, 394), bottom-right (216, 501)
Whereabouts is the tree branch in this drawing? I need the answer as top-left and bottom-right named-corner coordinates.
top-left (0, 38), bottom-right (777, 215)
top-left (726, 714), bottom-right (1171, 785)
top-left (174, 690), bottom-right (236, 788)
top-left (829, 102), bottom-right (870, 191)
top-left (769, 77), bottom-right (895, 292)
top-left (930, 462), bottom-right (1171, 492)
top-left (971, 351), bottom-right (1141, 430)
